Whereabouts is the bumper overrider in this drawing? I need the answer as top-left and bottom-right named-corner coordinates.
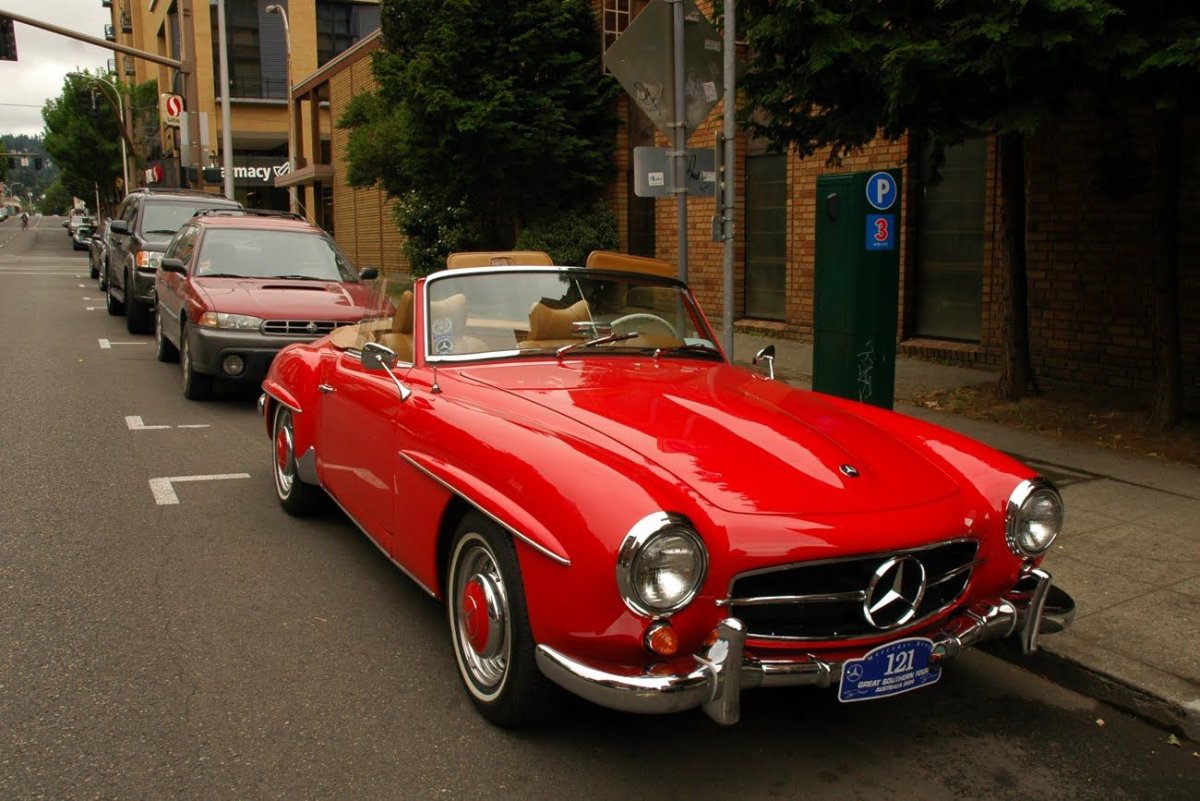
top-left (536, 566), bottom-right (1075, 726)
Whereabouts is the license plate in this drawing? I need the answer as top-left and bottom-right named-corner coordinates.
top-left (838, 637), bottom-right (941, 703)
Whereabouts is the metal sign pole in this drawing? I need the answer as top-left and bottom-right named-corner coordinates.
top-left (669, 0), bottom-right (688, 282)
top-left (721, 0), bottom-right (736, 359)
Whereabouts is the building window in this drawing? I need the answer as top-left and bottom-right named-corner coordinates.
top-left (744, 153), bottom-right (788, 320)
top-left (212, 0), bottom-right (288, 100)
top-left (317, 1), bottom-right (381, 67)
top-left (913, 137), bottom-right (987, 341)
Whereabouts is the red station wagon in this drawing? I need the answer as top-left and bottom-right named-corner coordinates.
top-left (155, 210), bottom-right (379, 399)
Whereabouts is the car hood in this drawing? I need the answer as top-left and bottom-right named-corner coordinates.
top-left (458, 360), bottom-right (961, 516)
top-left (195, 278), bottom-right (375, 319)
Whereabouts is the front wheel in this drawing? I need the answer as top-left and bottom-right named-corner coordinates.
top-left (155, 305), bottom-right (178, 363)
top-left (180, 325), bottom-right (213, 400)
top-left (446, 513), bottom-right (561, 727)
top-left (272, 405), bottom-right (323, 515)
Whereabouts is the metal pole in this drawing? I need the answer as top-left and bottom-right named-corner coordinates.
top-left (216, 0), bottom-right (235, 200)
top-left (1, 10), bottom-right (181, 68)
top-left (669, 0), bottom-right (688, 282)
top-left (266, 5), bottom-right (297, 214)
top-left (722, 0), bottom-right (736, 359)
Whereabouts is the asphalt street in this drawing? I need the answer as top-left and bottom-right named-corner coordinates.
top-left (0, 215), bottom-right (1195, 800)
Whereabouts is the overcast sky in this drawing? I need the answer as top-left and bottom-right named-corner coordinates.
top-left (1, 1), bottom-right (116, 138)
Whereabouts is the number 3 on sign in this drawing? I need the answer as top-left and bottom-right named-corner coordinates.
top-left (885, 648), bottom-right (915, 675)
top-left (873, 216), bottom-right (889, 243)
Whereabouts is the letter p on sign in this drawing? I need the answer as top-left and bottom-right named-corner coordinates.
top-left (866, 172), bottom-right (897, 211)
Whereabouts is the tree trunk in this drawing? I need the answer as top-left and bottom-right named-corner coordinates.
top-left (997, 132), bottom-right (1038, 400)
top-left (1148, 108), bottom-right (1182, 429)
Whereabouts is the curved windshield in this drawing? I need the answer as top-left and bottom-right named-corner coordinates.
top-left (424, 268), bottom-right (719, 360)
top-left (195, 229), bottom-right (359, 281)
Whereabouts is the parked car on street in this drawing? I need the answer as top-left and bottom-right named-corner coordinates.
top-left (71, 218), bottom-right (95, 251)
top-left (258, 253), bottom-right (1076, 727)
top-left (63, 210), bottom-right (87, 237)
top-left (155, 209), bottom-right (379, 400)
top-left (106, 188), bottom-right (241, 335)
top-left (89, 220), bottom-right (111, 281)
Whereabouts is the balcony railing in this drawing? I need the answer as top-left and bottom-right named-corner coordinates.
top-left (102, 0), bottom-right (112, 7)
top-left (120, 10), bottom-right (132, 33)
top-left (104, 24), bottom-right (115, 42)
top-left (224, 76), bottom-right (290, 101)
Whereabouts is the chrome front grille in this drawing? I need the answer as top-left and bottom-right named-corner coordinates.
top-left (261, 320), bottom-right (339, 337)
top-left (724, 539), bottom-right (981, 641)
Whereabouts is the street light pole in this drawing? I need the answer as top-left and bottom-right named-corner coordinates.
top-left (215, 0), bottom-right (235, 200)
top-left (266, 4), bottom-right (297, 214)
top-left (71, 72), bottom-right (129, 201)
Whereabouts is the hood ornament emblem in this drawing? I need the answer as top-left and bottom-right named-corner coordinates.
top-left (305, 321), bottom-right (319, 334)
top-left (840, 464), bottom-right (859, 478)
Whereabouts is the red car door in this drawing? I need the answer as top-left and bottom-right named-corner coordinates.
top-left (317, 350), bottom-right (404, 541)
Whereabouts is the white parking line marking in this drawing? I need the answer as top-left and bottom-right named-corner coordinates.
top-left (149, 473), bottom-right (251, 505)
top-left (85, 306), bottom-right (101, 311)
top-left (125, 415), bottom-right (211, 431)
top-left (78, 283), bottom-right (86, 287)
top-left (99, 338), bottom-right (148, 349)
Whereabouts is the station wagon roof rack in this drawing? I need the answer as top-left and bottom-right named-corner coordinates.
top-left (128, 187), bottom-right (231, 198)
top-left (191, 208), bottom-right (306, 221)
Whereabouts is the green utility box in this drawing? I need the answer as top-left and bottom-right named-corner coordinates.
top-left (812, 170), bottom-right (902, 409)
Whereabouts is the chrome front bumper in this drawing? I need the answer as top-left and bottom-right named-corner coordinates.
top-left (536, 567), bottom-right (1075, 726)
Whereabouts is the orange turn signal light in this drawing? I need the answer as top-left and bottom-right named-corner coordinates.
top-left (645, 622), bottom-right (680, 657)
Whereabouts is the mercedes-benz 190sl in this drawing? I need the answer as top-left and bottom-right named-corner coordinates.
top-left (259, 252), bottom-right (1074, 727)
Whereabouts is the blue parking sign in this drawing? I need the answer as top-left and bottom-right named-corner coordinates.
top-left (865, 214), bottom-right (895, 251)
top-left (866, 172), bottom-right (897, 210)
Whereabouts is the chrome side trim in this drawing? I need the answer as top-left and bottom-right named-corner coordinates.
top-left (262, 390), bottom-right (301, 415)
top-left (396, 452), bottom-right (570, 567)
top-left (536, 570), bottom-right (1075, 726)
top-left (324, 490), bottom-right (438, 598)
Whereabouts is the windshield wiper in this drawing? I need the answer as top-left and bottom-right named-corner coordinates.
top-left (270, 274), bottom-right (329, 281)
top-left (555, 330), bottom-right (639, 359)
top-left (145, 229), bottom-right (182, 235)
top-left (198, 272), bottom-right (244, 278)
top-left (652, 342), bottom-right (723, 359)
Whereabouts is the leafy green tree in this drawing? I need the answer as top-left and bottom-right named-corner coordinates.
top-left (340, 0), bottom-right (618, 274)
top-left (41, 75), bottom-right (156, 213)
top-left (739, 0), bottom-right (1119, 402)
top-left (42, 72), bottom-right (125, 212)
top-left (39, 179), bottom-right (73, 216)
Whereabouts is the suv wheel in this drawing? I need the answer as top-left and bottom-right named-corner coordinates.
top-left (125, 270), bottom-right (152, 334)
top-left (105, 266), bottom-right (124, 315)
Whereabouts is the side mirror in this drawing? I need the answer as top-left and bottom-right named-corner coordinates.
top-left (359, 267), bottom-right (379, 281)
top-left (109, 220), bottom-right (129, 235)
top-left (752, 344), bottom-right (776, 381)
top-left (61, 220), bottom-right (69, 228)
top-left (161, 257), bottom-right (187, 274)
top-left (361, 342), bottom-right (412, 402)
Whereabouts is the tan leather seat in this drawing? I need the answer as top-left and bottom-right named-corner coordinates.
top-left (519, 299), bottom-right (591, 349)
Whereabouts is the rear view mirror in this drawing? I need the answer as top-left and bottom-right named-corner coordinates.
top-left (161, 257), bottom-right (186, 274)
top-left (359, 267), bottom-right (379, 281)
top-left (753, 345), bottom-right (776, 380)
top-left (109, 220), bottom-right (130, 235)
top-left (361, 341), bottom-right (397, 372)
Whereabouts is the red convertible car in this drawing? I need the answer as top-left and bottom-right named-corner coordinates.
top-left (260, 253), bottom-right (1074, 726)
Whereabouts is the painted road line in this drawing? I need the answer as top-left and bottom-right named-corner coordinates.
top-left (126, 415), bottom-right (211, 431)
top-left (99, 338), bottom-right (149, 349)
top-left (149, 474), bottom-right (252, 505)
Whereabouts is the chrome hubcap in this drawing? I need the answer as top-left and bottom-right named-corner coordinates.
top-left (453, 539), bottom-right (509, 691)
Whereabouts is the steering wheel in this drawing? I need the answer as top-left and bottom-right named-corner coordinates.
top-left (609, 312), bottom-right (678, 339)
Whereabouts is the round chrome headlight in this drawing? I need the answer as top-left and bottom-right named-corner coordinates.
top-left (617, 512), bottom-right (707, 617)
top-left (1006, 478), bottom-right (1064, 557)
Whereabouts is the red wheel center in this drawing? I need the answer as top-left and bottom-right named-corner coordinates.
top-left (461, 578), bottom-right (490, 655)
top-left (275, 430), bottom-right (289, 471)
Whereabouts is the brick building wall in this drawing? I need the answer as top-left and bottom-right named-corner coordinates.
top-left (327, 50), bottom-right (410, 277)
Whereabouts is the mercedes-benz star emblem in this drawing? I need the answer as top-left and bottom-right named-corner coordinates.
top-left (840, 464), bottom-right (859, 478)
top-left (305, 321), bottom-right (319, 335)
top-left (862, 556), bottom-right (927, 630)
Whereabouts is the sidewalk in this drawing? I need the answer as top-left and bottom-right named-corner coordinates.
top-left (726, 331), bottom-right (1200, 740)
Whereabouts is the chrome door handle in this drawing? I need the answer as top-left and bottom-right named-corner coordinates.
top-left (318, 384), bottom-right (335, 394)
